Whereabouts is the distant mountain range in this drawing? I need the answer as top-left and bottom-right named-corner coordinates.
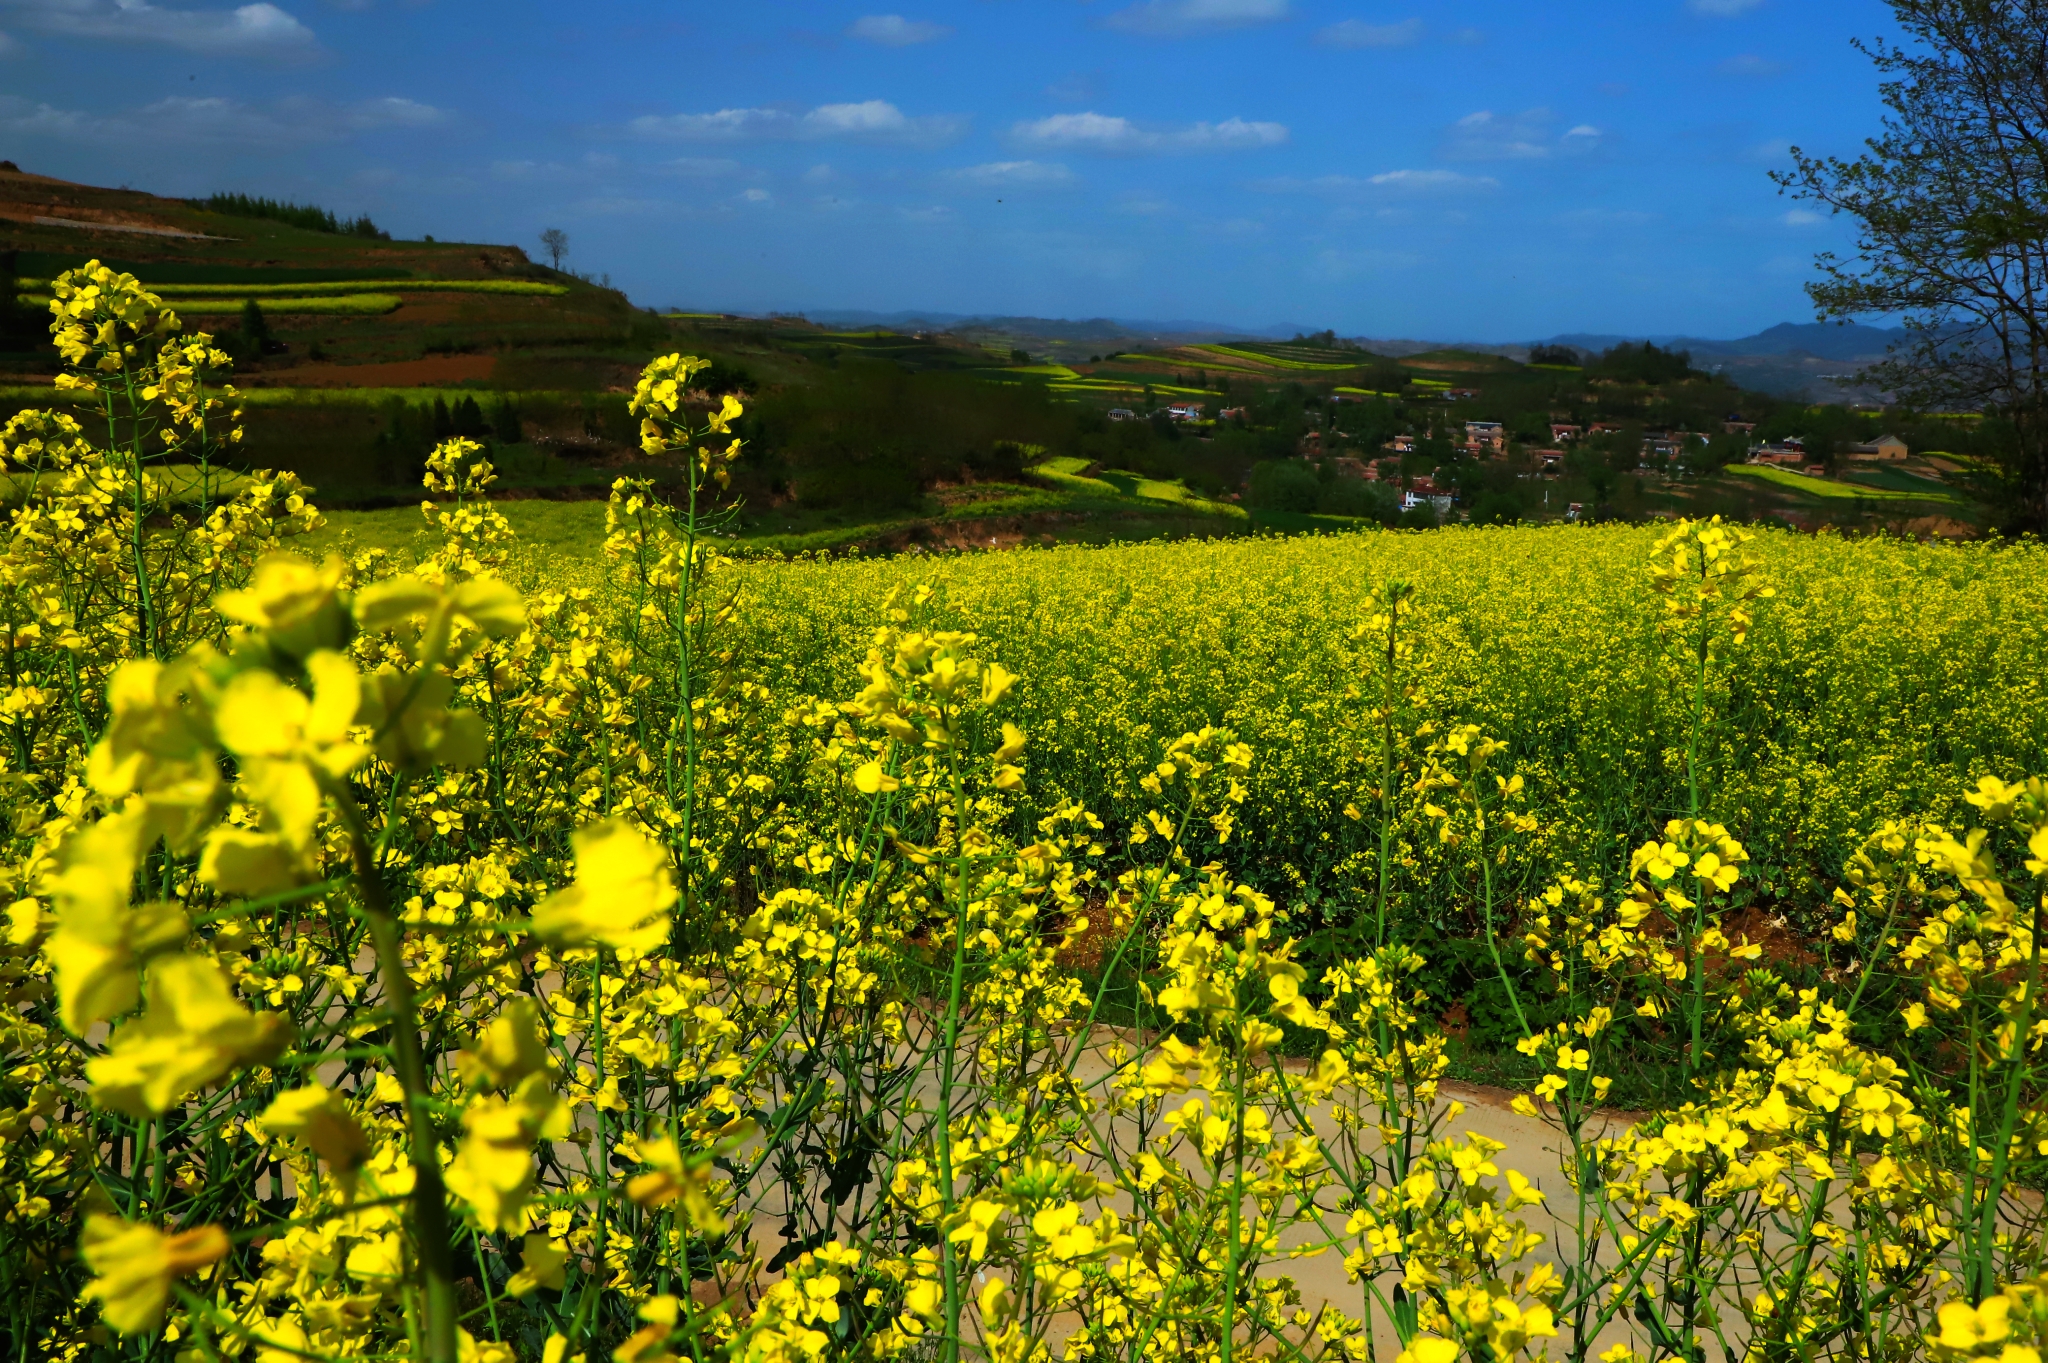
top-left (801, 309), bottom-right (1303, 343)
top-left (793, 310), bottom-right (1902, 399)
top-left (801, 311), bottom-right (1903, 360)
top-left (1535, 321), bottom-right (1905, 363)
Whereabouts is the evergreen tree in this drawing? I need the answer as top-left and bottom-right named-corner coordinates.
top-left (234, 299), bottom-right (274, 361)
top-left (0, 251), bottom-right (41, 353)
top-left (491, 398), bottom-right (523, 445)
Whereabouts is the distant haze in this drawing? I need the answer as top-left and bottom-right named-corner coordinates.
top-left (802, 310), bottom-right (1903, 359)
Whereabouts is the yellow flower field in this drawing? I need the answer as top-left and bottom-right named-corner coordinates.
top-left (3, 264), bottom-right (2047, 1363)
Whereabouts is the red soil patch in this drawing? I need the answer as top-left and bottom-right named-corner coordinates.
top-left (255, 354), bottom-right (498, 388)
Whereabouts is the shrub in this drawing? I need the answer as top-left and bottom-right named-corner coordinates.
top-left (1318, 473), bottom-right (1397, 520)
top-left (1247, 457), bottom-right (1320, 511)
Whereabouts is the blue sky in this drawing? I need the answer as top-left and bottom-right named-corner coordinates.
top-left (0, 0), bottom-right (1900, 339)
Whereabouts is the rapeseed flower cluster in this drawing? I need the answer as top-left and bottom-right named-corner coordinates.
top-left (0, 263), bottom-right (2043, 1363)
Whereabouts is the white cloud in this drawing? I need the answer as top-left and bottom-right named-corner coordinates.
top-left (0, 92), bottom-right (445, 146)
top-left (1717, 52), bottom-right (1786, 77)
top-left (1369, 168), bottom-right (1497, 192)
top-left (1253, 168), bottom-right (1498, 196)
top-left (897, 204), bottom-right (953, 222)
top-left (1564, 124), bottom-right (1601, 139)
top-left (1045, 72), bottom-right (1098, 103)
top-left (1689, 0), bottom-right (1762, 13)
top-left (569, 195), bottom-right (668, 218)
top-left (489, 159), bottom-right (559, 182)
top-left (628, 99), bottom-right (964, 147)
top-left (0, 0), bottom-right (316, 56)
top-left (1315, 17), bottom-right (1419, 47)
top-left (346, 96), bottom-right (442, 129)
top-left (1443, 108), bottom-right (1564, 160)
top-left (1310, 247), bottom-right (1423, 281)
top-left (0, 28), bottom-right (18, 52)
top-left (1009, 110), bottom-right (1286, 154)
top-left (946, 159), bottom-right (1074, 186)
top-left (1104, 0), bottom-right (1288, 36)
top-left (1114, 193), bottom-right (1172, 214)
top-left (740, 188), bottom-right (771, 204)
top-left (802, 163), bottom-right (838, 183)
top-left (1783, 208), bottom-right (1822, 225)
top-left (1555, 207), bottom-right (1655, 228)
top-left (1445, 26), bottom-right (1484, 44)
top-left (847, 13), bottom-right (949, 44)
top-left (661, 156), bottom-right (743, 178)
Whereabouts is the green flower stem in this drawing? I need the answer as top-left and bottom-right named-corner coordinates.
top-left (329, 776), bottom-right (461, 1363)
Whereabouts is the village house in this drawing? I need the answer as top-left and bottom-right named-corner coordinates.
top-left (1724, 419), bottom-right (1757, 435)
top-left (1464, 421), bottom-right (1505, 452)
top-left (1107, 408), bottom-right (1136, 422)
top-left (1847, 433), bottom-right (1909, 461)
top-left (1749, 438), bottom-right (1807, 466)
top-left (1401, 478), bottom-right (1455, 514)
top-left (1384, 434), bottom-right (1416, 454)
top-left (1165, 403), bottom-right (1204, 422)
top-left (1550, 423), bottom-right (1582, 442)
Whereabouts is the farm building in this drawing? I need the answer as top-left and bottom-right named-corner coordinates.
top-left (1846, 433), bottom-right (1909, 461)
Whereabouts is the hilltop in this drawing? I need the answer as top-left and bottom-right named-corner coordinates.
top-left (0, 161), bottom-right (662, 387)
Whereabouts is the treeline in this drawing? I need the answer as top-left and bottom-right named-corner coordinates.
top-left (369, 395), bottom-right (527, 486)
top-left (0, 252), bottom-right (43, 353)
top-left (734, 362), bottom-right (1065, 509)
top-left (200, 193), bottom-right (391, 240)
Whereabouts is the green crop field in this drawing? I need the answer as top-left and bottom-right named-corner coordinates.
top-left (1726, 462), bottom-right (1964, 502)
top-left (1191, 343), bottom-right (1363, 371)
top-left (22, 291), bottom-right (404, 315)
top-left (20, 278), bottom-right (570, 298)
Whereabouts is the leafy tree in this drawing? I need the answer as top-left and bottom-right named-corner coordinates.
top-left (742, 360), bottom-right (1045, 511)
top-left (1589, 342), bottom-right (1695, 384)
top-left (1247, 459), bottom-right (1321, 513)
top-left (1527, 343), bottom-right (1580, 366)
top-left (1568, 445), bottom-right (1620, 507)
top-left (1801, 405), bottom-right (1860, 472)
top-left (1318, 475), bottom-right (1397, 520)
top-left (540, 227), bottom-right (569, 270)
top-left (1471, 489), bottom-right (1525, 524)
top-left (1776, 0), bottom-right (2048, 530)
top-left (1704, 430), bottom-right (1750, 472)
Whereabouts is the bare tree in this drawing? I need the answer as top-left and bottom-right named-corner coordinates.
top-left (539, 227), bottom-right (569, 271)
top-left (1776, 0), bottom-right (2048, 532)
